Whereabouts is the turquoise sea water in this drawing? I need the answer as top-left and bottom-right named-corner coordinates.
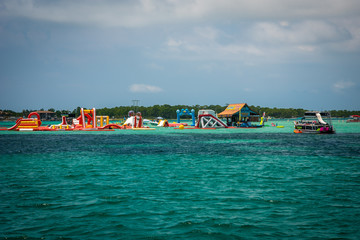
top-left (1, 120), bottom-right (360, 239)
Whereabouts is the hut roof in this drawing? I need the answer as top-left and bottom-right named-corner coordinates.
top-left (217, 103), bottom-right (246, 118)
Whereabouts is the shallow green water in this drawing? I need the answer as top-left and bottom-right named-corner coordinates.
top-left (1, 121), bottom-right (360, 239)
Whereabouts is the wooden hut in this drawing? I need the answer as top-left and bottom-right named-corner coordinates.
top-left (217, 103), bottom-right (259, 126)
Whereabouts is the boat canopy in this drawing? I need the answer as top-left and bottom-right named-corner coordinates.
top-left (304, 111), bottom-right (331, 117)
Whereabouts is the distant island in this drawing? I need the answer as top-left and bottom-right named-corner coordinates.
top-left (1, 105), bottom-right (359, 121)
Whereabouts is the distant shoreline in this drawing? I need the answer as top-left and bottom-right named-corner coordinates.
top-left (1, 105), bottom-right (360, 120)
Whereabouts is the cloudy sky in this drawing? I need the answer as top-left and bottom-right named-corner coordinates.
top-left (1, 0), bottom-right (359, 111)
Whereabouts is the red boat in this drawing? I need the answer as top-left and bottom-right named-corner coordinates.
top-left (346, 115), bottom-right (360, 123)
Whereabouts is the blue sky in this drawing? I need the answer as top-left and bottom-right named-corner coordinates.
top-left (1, 0), bottom-right (359, 111)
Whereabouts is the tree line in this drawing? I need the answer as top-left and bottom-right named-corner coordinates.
top-left (1, 105), bottom-right (360, 120)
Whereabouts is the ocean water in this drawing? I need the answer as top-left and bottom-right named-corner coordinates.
top-left (1, 121), bottom-right (360, 239)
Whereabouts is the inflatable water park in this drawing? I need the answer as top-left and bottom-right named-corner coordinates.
top-left (0, 103), bottom-right (271, 132)
top-left (1, 108), bottom-right (155, 132)
top-left (2, 103), bottom-right (339, 133)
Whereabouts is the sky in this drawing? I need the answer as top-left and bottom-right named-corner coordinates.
top-left (0, 0), bottom-right (360, 112)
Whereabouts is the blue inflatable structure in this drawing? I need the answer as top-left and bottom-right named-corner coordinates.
top-left (176, 109), bottom-right (195, 126)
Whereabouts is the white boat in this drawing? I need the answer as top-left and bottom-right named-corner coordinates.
top-left (294, 111), bottom-right (335, 134)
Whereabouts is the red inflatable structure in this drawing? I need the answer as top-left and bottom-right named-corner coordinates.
top-left (2, 107), bottom-right (153, 131)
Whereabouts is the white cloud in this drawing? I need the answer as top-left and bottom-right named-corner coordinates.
top-left (251, 21), bottom-right (350, 45)
top-left (279, 21), bottom-right (289, 27)
top-left (220, 44), bottom-right (263, 56)
top-left (193, 26), bottom-right (218, 40)
top-left (297, 45), bottom-right (315, 52)
top-left (129, 84), bottom-right (163, 93)
top-left (167, 38), bottom-right (184, 47)
top-left (333, 80), bottom-right (356, 92)
top-left (244, 88), bottom-right (252, 92)
top-left (162, 26), bottom-right (264, 61)
top-left (2, 0), bottom-right (360, 28)
top-left (2, 0), bottom-right (360, 62)
top-left (147, 63), bottom-right (164, 70)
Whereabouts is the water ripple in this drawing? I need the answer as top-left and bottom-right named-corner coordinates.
top-left (1, 132), bottom-right (360, 239)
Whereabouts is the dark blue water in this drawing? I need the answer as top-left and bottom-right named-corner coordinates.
top-left (1, 131), bottom-right (360, 239)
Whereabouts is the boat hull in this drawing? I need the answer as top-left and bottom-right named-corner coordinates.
top-left (346, 119), bottom-right (360, 123)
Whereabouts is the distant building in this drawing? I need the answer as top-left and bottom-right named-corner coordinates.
top-left (36, 111), bottom-right (56, 120)
top-left (0, 110), bottom-right (17, 120)
top-left (217, 103), bottom-right (260, 125)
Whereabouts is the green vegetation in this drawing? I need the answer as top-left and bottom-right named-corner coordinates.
top-left (86, 105), bottom-right (360, 119)
top-left (1, 105), bottom-right (359, 120)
